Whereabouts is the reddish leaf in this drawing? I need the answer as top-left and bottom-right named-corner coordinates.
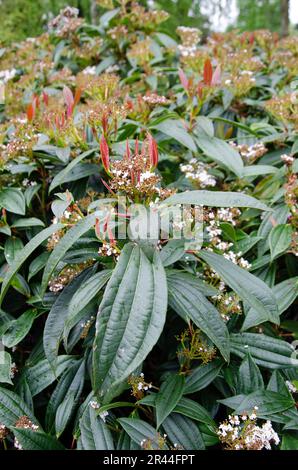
top-left (100, 136), bottom-right (110, 173)
top-left (74, 88), bottom-right (82, 106)
top-left (63, 86), bottom-right (74, 118)
top-left (211, 65), bottom-right (221, 86)
top-left (178, 68), bottom-right (189, 90)
top-left (203, 59), bottom-right (213, 86)
top-left (42, 91), bottom-right (49, 106)
top-left (148, 133), bottom-right (158, 168)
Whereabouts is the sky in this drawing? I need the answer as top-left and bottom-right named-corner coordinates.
top-left (203, 0), bottom-right (298, 31)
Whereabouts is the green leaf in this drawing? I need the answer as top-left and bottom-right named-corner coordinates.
top-left (150, 119), bottom-right (196, 151)
top-left (196, 135), bottom-right (243, 176)
top-left (269, 224), bottom-right (293, 260)
top-left (118, 417), bottom-right (166, 449)
top-left (155, 374), bottom-right (185, 428)
top-left (68, 270), bottom-right (111, 321)
top-left (242, 165), bottom-right (278, 177)
top-left (163, 190), bottom-right (270, 211)
top-left (174, 397), bottom-right (216, 427)
top-left (0, 223), bottom-right (63, 307)
top-left (281, 433), bottom-right (298, 450)
top-left (0, 387), bottom-right (38, 427)
top-left (44, 267), bottom-right (95, 369)
top-left (49, 149), bottom-right (97, 192)
top-left (45, 361), bottom-right (81, 432)
top-left (92, 243), bottom-right (168, 403)
top-left (28, 252), bottom-right (50, 281)
top-left (199, 250), bottom-right (279, 324)
top-left (184, 359), bottom-right (224, 394)
top-left (237, 353), bottom-right (264, 394)
top-left (0, 188), bottom-right (26, 215)
top-left (11, 428), bottom-right (65, 450)
top-left (160, 239), bottom-right (185, 267)
top-left (257, 204), bottom-right (289, 256)
top-left (242, 277), bottom-right (298, 330)
top-left (4, 237), bottom-right (24, 264)
top-left (0, 351), bottom-right (13, 384)
top-left (25, 356), bottom-right (78, 397)
top-left (168, 272), bottom-right (230, 361)
top-left (41, 214), bottom-right (96, 296)
top-left (11, 218), bottom-right (45, 228)
top-left (55, 360), bottom-right (85, 437)
top-left (166, 270), bottom-right (218, 296)
top-left (230, 333), bottom-right (298, 369)
top-left (233, 390), bottom-right (294, 416)
top-left (2, 309), bottom-right (38, 348)
top-left (162, 413), bottom-right (205, 450)
top-left (79, 405), bottom-right (114, 450)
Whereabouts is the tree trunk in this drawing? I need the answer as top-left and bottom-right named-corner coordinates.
top-left (280, 0), bottom-right (289, 37)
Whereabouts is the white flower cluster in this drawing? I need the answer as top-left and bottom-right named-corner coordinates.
top-left (83, 66), bottom-right (97, 76)
top-left (89, 400), bottom-right (100, 409)
top-left (0, 68), bottom-right (17, 85)
top-left (106, 65), bottom-right (120, 74)
top-left (286, 380), bottom-right (297, 394)
top-left (142, 93), bottom-right (169, 106)
top-left (218, 408), bottom-right (280, 450)
top-left (137, 373), bottom-right (152, 392)
top-left (230, 141), bottom-right (267, 161)
top-left (89, 401), bottom-right (109, 422)
top-left (98, 242), bottom-right (119, 257)
top-left (180, 159), bottom-right (216, 188)
top-left (281, 154), bottom-right (295, 165)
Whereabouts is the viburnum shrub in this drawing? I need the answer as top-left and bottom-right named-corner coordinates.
top-left (0, 2), bottom-right (297, 451)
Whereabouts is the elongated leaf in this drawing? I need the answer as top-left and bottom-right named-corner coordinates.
top-left (0, 351), bottom-right (13, 384)
top-left (11, 428), bottom-right (65, 450)
top-left (257, 204), bottom-right (289, 256)
top-left (0, 387), bottom-right (39, 427)
top-left (45, 361), bottom-right (81, 432)
top-left (269, 224), bottom-right (292, 260)
top-left (41, 214), bottom-right (96, 296)
top-left (68, 270), bottom-right (111, 319)
top-left (199, 250), bottom-right (279, 324)
top-left (11, 218), bottom-right (45, 228)
top-left (0, 188), bottom-right (26, 215)
top-left (25, 356), bottom-right (78, 396)
top-left (168, 274), bottom-right (230, 361)
top-left (44, 266), bottom-right (95, 369)
top-left (80, 405), bottom-right (114, 450)
top-left (242, 165), bottom-right (278, 177)
top-left (55, 360), bottom-right (85, 436)
top-left (234, 390), bottom-right (294, 416)
top-left (237, 353), bottom-right (264, 394)
top-left (230, 333), bottom-right (298, 369)
top-left (156, 374), bottom-right (185, 428)
top-left (166, 270), bottom-right (218, 296)
top-left (163, 190), bottom-right (270, 211)
top-left (242, 277), bottom-right (298, 330)
top-left (160, 239), bottom-right (186, 267)
top-left (162, 413), bottom-right (205, 450)
top-left (2, 309), bottom-right (38, 348)
top-left (92, 243), bottom-right (168, 403)
top-left (174, 397), bottom-right (215, 427)
top-left (49, 149), bottom-right (96, 192)
top-left (184, 359), bottom-right (224, 394)
top-left (118, 417), bottom-right (166, 449)
top-left (0, 223), bottom-right (63, 307)
top-left (196, 135), bottom-right (243, 176)
top-left (150, 119), bottom-right (196, 151)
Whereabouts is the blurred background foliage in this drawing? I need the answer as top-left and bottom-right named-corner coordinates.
top-left (0, 0), bottom-right (295, 45)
